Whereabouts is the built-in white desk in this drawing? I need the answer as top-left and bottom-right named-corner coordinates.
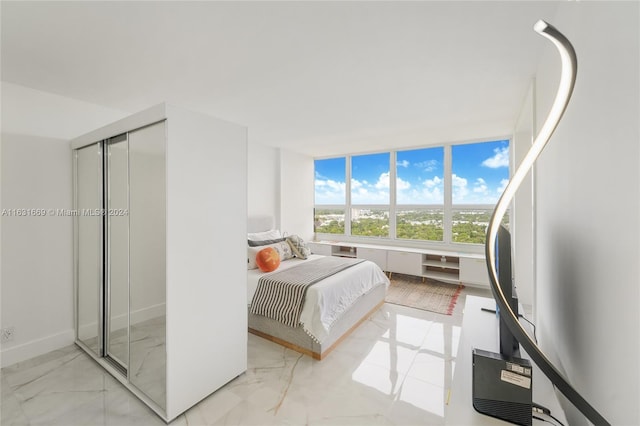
top-left (446, 296), bottom-right (567, 425)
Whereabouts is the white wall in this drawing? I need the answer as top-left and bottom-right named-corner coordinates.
top-left (247, 143), bottom-right (314, 241)
top-left (534, 3), bottom-right (639, 424)
top-left (247, 142), bottom-right (280, 226)
top-left (279, 149), bottom-right (314, 241)
top-left (0, 82), bottom-right (128, 367)
top-left (512, 80), bottom-right (536, 307)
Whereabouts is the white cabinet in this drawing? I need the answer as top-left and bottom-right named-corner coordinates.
top-left (357, 247), bottom-right (387, 271)
top-left (387, 250), bottom-right (422, 276)
top-left (307, 242), bottom-right (332, 256)
top-left (309, 241), bottom-right (489, 288)
top-left (71, 103), bottom-right (247, 422)
top-left (459, 257), bottom-right (490, 286)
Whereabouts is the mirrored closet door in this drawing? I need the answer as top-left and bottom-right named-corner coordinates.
top-left (105, 134), bottom-right (129, 371)
top-left (128, 122), bottom-right (166, 410)
top-left (73, 122), bottom-right (167, 412)
top-left (75, 137), bottom-right (131, 372)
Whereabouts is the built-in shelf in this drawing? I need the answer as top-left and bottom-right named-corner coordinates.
top-left (422, 254), bottom-right (461, 284)
top-left (422, 256), bottom-right (460, 270)
top-left (422, 259), bottom-right (460, 269)
top-left (331, 245), bottom-right (357, 258)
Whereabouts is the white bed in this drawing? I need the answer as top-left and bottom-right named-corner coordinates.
top-left (247, 216), bottom-right (389, 360)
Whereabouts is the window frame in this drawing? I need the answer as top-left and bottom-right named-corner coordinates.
top-left (314, 137), bottom-right (511, 252)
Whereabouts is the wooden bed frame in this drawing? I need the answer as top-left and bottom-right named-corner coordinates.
top-left (247, 215), bottom-right (387, 360)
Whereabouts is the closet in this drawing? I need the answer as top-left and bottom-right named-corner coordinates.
top-left (72, 103), bottom-right (247, 421)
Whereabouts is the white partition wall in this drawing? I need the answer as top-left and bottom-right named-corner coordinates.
top-left (164, 105), bottom-right (248, 419)
top-left (280, 149), bottom-right (314, 241)
top-left (71, 103), bottom-right (248, 422)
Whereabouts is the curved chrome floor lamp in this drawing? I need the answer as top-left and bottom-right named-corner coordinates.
top-left (485, 20), bottom-right (610, 426)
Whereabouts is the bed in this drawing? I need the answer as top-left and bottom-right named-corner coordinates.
top-left (246, 216), bottom-right (389, 360)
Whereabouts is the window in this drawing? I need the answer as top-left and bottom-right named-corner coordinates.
top-left (396, 147), bottom-right (444, 241)
top-left (313, 139), bottom-right (510, 246)
top-left (314, 157), bottom-right (346, 234)
top-left (451, 140), bottom-right (510, 244)
top-left (351, 153), bottom-right (390, 237)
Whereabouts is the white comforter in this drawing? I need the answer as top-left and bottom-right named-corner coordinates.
top-left (247, 254), bottom-right (389, 343)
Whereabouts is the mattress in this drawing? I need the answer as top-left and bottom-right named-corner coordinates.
top-left (248, 254), bottom-right (389, 343)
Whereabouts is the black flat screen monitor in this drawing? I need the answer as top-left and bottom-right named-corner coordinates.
top-left (495, 224), bottom-right (520, 358)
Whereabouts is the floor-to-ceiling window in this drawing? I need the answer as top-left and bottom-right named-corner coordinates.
top-left (314, 156), bottom-right (346, 234)
top-left (350, 152), bottom-right (390, 238)
top-left (395, 146), bottom-right (445, 242)
top-left (314, 138), bottom-right (510, 247)
top-left (451, 140), bottom-right (510, 244)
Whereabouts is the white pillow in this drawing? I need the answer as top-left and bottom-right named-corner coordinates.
top-left (247, 246), bottom-right (260, 269)
top-left (247, 229), bottom-right (282, 242)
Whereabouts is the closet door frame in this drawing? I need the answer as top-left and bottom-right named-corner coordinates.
top-left (73, 142), bottom-right (105, 358)
top-left (104, 133), bottom-right (130, 374)
top-left (74, 137), bottom-right (131, 376)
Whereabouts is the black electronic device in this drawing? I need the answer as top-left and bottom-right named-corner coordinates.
top-left (496, 224), bottom-right (520, 358)
top-left (472, 348), bottom-right (533, 426)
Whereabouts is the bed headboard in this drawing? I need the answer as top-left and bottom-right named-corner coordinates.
top-left (247, 215), bottom-right (275, 233)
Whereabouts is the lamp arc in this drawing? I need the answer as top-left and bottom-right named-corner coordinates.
top-left (485, 20), bottom-right (610, 426)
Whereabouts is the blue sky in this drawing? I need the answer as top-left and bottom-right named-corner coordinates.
top-left (315, 140), bottom-right (509, 205)
top-left (451, 140), bottom-right (509, 204)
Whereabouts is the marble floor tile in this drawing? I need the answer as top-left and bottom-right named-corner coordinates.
top-left (1, 286), bottom-right (492, 426)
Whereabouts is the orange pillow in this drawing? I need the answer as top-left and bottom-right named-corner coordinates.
top-left (256, 247), bottom-right (280, 272)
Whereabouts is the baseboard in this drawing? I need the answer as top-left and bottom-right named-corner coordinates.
top-left (110, 302), bottom-right (166, 331)
top-left (131, 302), bottom-right (166, 325)
top-left (2, 304), bottom-right (166, 368)
top-left (77, 303), bottom-right (166, 340)
top-left (1, 329), bottom-right (75, 368)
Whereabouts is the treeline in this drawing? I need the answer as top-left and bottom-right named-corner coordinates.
top-left (313, 207), bottom-right (508, 244)
top-left (314, 217), bottom-right (488, 244)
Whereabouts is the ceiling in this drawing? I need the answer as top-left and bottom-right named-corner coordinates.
top-left (1, 1), bottom-right (561, 157)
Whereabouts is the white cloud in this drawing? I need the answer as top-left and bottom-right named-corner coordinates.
top-left (414, 159), bottom-right (439, 172)
top-left (314, 178), bottom-right (346, 204)
top-left (420, 176), bottom-right (444, 203)
top-left (396, 176), bottom-right (411, 191)
top-left (397, 176), bottom-right (443, 204)
top-left (374, 172), bottom-right (390, 189)
top-left (452, 174), bottom-right (469, 202)
top-left (352, 188), bottom-right (389, 203)
top-left (397, 160), bottom-right (410, 168)
top-left (473, 178), bottom-right (488, 194)
top-left (424, 176), bottom-right (442, 188)
top-left (349, 175), bottom-right (390, 204)
top-left (482, 146), bottom-right (510, 168)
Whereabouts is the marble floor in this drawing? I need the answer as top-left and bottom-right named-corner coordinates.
top-left (1, 286), bottom-right (492, 426)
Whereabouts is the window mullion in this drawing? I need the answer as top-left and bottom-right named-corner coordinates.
top-left (390, 152), bottom-right (397, 240)
top-left (345, 155), bottom-right (352, 236)
top-left (443, 145), bottom-right (453, 244)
